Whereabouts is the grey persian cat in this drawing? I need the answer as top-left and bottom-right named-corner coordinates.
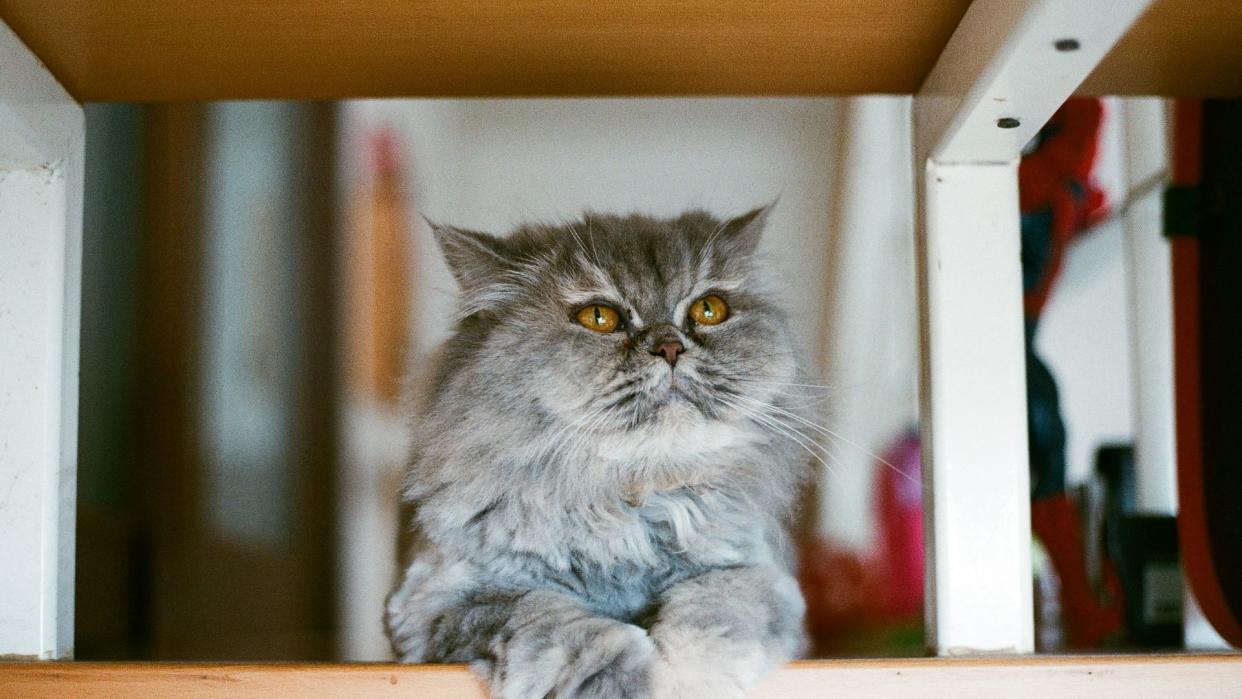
top-left (386, 206), bottom-right (811, 698)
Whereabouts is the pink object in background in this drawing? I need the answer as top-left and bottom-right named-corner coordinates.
top-left (800, 431), bottom-right (924, 654)
top-left (874, 432), bottom-right (924, 620)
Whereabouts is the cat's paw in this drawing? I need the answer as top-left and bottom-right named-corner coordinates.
top-left (561, 623), bottom-right (655, 699)
top-left (491, 618), bottom-right (656, 699)
top-left (649, 626), bottom-right (766, 699)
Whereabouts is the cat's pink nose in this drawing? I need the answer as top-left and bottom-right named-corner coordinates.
top-left (652, 341), bottom-right (685, 366)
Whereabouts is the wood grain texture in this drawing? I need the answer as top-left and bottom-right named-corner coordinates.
top-left (2, 656), bottom-right (1242, 698)
top-left (3, 0), bottom-right (1235, 101)
top-left (2, 0), bottom-right (972, 101)
top-left (2, 0), bottom-right (1238, 101)
top-left (1083, 0), bottom-right (1242, 97)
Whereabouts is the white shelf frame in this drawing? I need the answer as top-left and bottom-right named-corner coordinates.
top-left (0, 20), bottom-right (84, 660)
top-left (913, 0), bottom-right (1152, 654)
top-left (0, 0), bottom-right (1210, 675)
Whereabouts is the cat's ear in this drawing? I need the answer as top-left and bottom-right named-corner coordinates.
top-left (718, 201), bottom-right (775, 257)
top-left (427, 220), bottom-right (514, 299)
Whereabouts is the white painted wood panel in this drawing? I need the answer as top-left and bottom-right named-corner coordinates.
top-left (1119, 98), bottom-right (1177, 515)
top-left (916, 160), bottom-right (1033, 653)
top-left (0, 19), bottom-right (84, 659)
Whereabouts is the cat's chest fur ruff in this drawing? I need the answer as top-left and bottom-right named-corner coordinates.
top-left (418, 455), bottom-right (773, 621)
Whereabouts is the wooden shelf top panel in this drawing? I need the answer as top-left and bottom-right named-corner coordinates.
top-left (3, 655), bottom-right (1242, 698)
top-left (0, 0), bottom-right (1238, 102)
top-left (1083, 0), bottom-right (1242, 97)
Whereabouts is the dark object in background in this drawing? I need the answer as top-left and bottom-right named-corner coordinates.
top-left (1111, 516), bottom-right (1183, 646)
top-left (1026, 323), bottom-right (1067, 502)
top-left (1096, 445), bottom-right (1136, 518)
top-left (1096, 446), bottom-right (1182, 647)
top-left (1171, 98), bottom-right (1242, 647)
top-left (76, 103), bottom-right (341, 659)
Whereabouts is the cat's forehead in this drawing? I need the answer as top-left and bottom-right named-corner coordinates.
top-left (540, 214), bottom-right (726, 312)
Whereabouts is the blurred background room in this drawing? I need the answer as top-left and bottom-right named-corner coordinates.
top-left (74, 95), bottom-right (1210, 661)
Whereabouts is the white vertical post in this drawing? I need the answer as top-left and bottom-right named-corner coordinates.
top-left (1118, 98), bottom-right (1177, 516)
top-left (0, 21), bottom-right (84, 659)
top-left (916, 159), bottom-right (1032, 654)
top-left (914, 0), bottom-right (1151, 655)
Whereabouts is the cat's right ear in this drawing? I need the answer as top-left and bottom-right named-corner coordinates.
top-left (428, 220), bottom-right (512, 292)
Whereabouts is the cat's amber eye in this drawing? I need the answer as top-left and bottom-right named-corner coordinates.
top-left (576, 304), bottom-right (622, 333)
top-left (689, 295), bottom-right (729, 326)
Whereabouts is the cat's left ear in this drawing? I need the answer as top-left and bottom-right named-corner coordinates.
top-left (427, 220), bottom-right (514, 298)
top-left (718, 201), bottom-right (775, 257)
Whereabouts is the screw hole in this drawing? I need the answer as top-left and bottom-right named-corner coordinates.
top-left (1054, 38), bottom-right (1080, 52)
top-left (997, 117), bottom-right (1021, 129)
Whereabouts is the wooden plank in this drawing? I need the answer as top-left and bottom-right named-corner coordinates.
top-left (0, 0), bottom-right (1238, 101)
top-left (2, 656), bottom-right (1241, 698)
top-left (1084, 0), bottom-right (1242, 97)
top-left (0, 1), bottom-right (958, 101)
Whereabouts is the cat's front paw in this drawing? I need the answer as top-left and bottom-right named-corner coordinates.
top-left (649, 626), bottom-right (765, 699)
top-left (490, 618), bottom-right (656, 699)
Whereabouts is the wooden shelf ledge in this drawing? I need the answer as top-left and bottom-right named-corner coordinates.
top-left (3, 654), bottom-right (1241, 698)
top-left (0, 0), bottom-right (1239, 101)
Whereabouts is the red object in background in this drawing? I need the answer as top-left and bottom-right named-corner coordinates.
top-left (1019, 98), bottom-right (1110, 318)
top-left (873, 435), bottom-right (924, 620)
top-left (1031, 495), bottom-right (1124, 647)
top-left (1172, 99), bottom-right (1242, 647)
top-left (1021, 97), bottom-right (1124, 648)
top-left (800, 434), bottom-right (923, 653)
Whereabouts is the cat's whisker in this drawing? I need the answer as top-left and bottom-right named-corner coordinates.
top-left (724, 383), bottom-right (834, 401)
top-left (565, 222), bottom-right (599, 270)
top-left (700, 352), bottom-right (803, 374)
top-left (696, 218), bottom-right (732, 268)
top-left (731, 410), bottom-right (840, 481)
top-left (717, 396), bottom-right (839, 479)
top-left (540, 404), bottom-right (608, 462)
top-left (727, 379), bottom-right (836, 391)
top-left (564, 407), bottom-right (621, 493)
top-left (585, 219), bottom-right (601, 268)
top-left (772, 394), bottom-right (836, 411)
top-left (713, 347), bottom-right (802, 361)
top-left (732, 395), bottom-right (919, 487)
top-left (709, 380), bottom-right (835, 409)
top-left (601, 373), bottom-right (642, 395)
top-left (556, 409), bottom-right (605, 475)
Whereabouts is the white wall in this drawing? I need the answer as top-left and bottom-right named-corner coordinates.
top-left (1035, 214), bottom-right (1135, 486)
top-left (341, 99), bottom-right (844, 359)
top-left (1036, 99), bottom-right (1171, 488)
top-left (818, 97), bottom-right (919, 549)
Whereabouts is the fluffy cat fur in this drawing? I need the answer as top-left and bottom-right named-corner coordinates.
top-left (387, 207), bottom-right (812, 698)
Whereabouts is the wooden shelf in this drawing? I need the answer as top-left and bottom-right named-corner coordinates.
top-left (3, 655), bottom-right (1241, 698)
top-left (0, 0), bottom-right (1238, 102)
